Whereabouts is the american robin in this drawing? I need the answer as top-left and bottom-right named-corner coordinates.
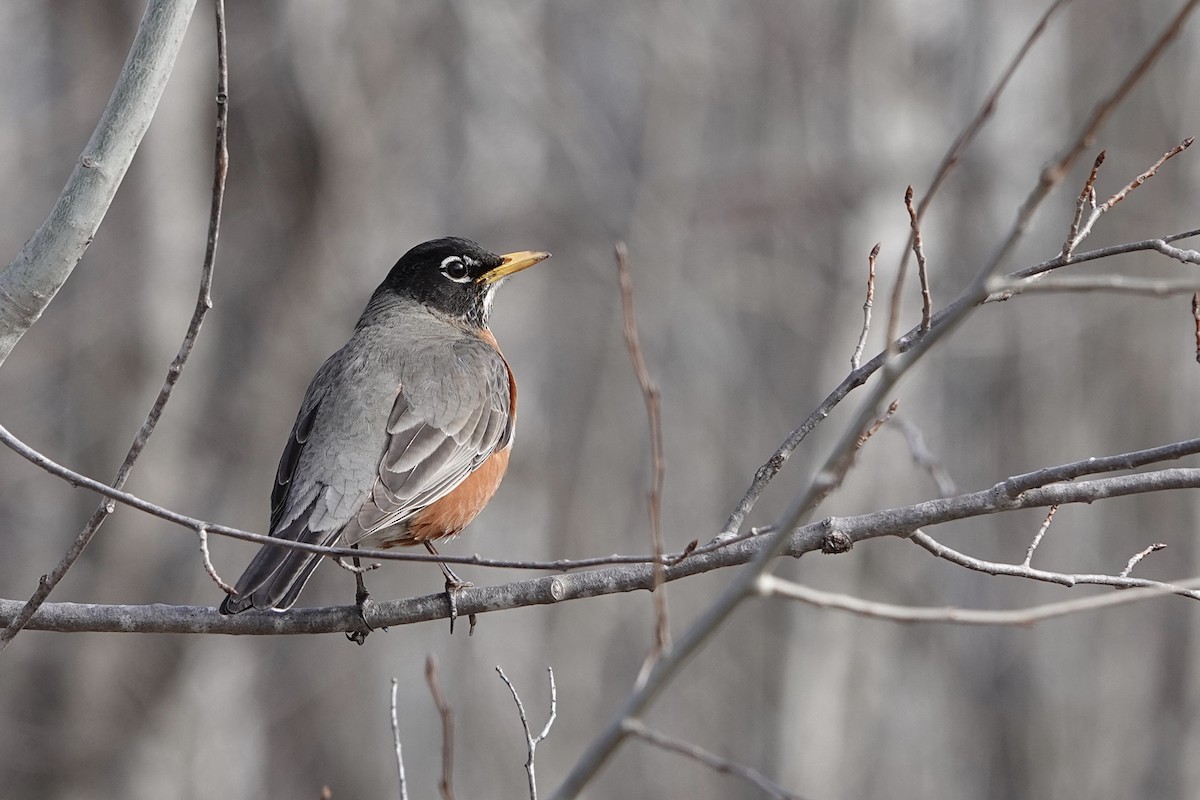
top-left (219, 237), bottom-right (550, 634)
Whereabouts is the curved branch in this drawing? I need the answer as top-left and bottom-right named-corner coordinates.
top-left (758, 574), bottom-right (1200, 626)
top-left (0, 0), bottom-right (226, 655)
top-left (0, 0), bottom-right (198, 367)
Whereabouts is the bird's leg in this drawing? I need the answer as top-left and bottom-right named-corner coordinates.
top-left (344, 545), bottom-right (375, 645)
top-left (424, 541), bottom-right (477, 635)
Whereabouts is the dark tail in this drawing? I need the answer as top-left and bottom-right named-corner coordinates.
top-left (219, 509), bottom-right (333, 614)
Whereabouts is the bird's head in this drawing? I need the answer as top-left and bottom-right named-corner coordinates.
top-left (378, 237), bottom-right (550, 328)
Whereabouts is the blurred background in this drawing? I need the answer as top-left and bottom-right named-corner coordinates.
top-left (2, 1), bottom-right (1200, 797)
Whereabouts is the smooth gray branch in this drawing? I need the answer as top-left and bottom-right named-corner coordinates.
top-left (391, 678), bottom-right (409, 800)
top-left (758, 573), bottom-right (1200, 626)
top-left (0, 0), bottom-right (197, 367)
top-left (497, 666), bottom-right (557, 800)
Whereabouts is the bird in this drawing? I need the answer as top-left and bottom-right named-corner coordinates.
top-left (219, 237), bottom-right (550, 636)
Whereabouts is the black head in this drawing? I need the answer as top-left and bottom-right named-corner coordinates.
top-left (376, 237), bottom-right (550, 327)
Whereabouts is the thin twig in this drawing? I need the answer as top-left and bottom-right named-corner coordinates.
top-left (856, 400), bottom-right (899, 449)
top-left (1119, 543), bottom-right (1167, 579)
top-left (1100, 136), bottom-right (1193, 212)
top-left (911, 531), bottom-right (1200, 600)
top-left (991, 275), bottom-right (1200, 297)
top-left (614, 242), bottom-right (670, 658)
top-left (622, 719), bottom-right (806, 800)
top-left (0, 0), bottom-right (228, 654)
top-left (198, 527), bottom-right (235, 595)
top-left (758, 573), bottom-right (1200, 626)
top-left (391, 678), bottom-right (409, 800)
top-left (1059, 138), bottom-right (1193, 262)
top-left (335, 557), bottom-right (379, 575)
top-left (905, 186), bottom-right (933, 332)
top-left (1009, 228), bottom-right (1200, 283)
top-left (497, 666), bottom-right (558, 800)
top-left (885, 0), bottom-right (1075, 343)
top-left (1193, 292), bottom-right (1200, 363)
top-left (914, 0), bottom-right (1075, 220)
top-left (425, 655), bottom-right (456, 800)
top-left (1060, 150), bottom-right (1105, 260)
top-left (850, 243), bottom-right (880, 369)
top-left (1021, 505), bottom-right (1058, 568)
top-left (812, 400), bottom-right (899, 512)
top-left (888, 415), bottom-right (957, 496)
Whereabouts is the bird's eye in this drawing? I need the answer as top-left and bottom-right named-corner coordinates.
top-left (440, 256), bottom-right (471, 282)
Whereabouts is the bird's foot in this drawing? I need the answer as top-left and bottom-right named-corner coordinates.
top-left (345, 586), bottom-right (375, 645)
top-left (444, 576), bottom-right (477, 636)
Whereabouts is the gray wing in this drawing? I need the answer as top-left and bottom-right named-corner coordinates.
top-left (221, 331), bottom-right (512, 613)
top-left (345, 335), bottom-right (514, 543)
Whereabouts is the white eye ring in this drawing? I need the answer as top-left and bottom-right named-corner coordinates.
top-left (440, 255), bottom-right (471, 282)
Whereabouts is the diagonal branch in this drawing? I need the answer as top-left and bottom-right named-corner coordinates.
top-left (0, 0), bottom-right (228, 653)
top-left (622, 719), bottom-right (807, 800)
top-left (554, 2), bottom-right (1200, 779)
top-left (0, 0), bottom-right (198, 367)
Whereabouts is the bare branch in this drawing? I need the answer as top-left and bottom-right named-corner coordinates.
top-left (0, 0), bottom-right (199, 366)
top-left (425, 656), bottom-right (456, 800)
top-left (1057, 138), bottom-right (1192, 262)
top-left (905, 186), bottom-right (933, 332)
top-left (1099, 136), bottom-right (1192, 213)
top-left (724, 224), bottom-right (1200, 540)
top-left (850, 243), bottom-right (880, 369)
top-left (895, 0), bottom-right (1077, 291)
top-left (497, 666), bottom-right (558, 800)
top-left (758, 573), bottom-right (1200, 626)
top-left (1151, 238), bottom-right (1200, 265)
top-left (880, 0), bottom-right (1073, 353)
top-left (1061, 150), bottom-right (1105, 260)
top-left (991, 275), bottom-right (1200, 297)
top-left (0, 0), bottom-right (228, 653)
top-left (888, 415), bottom-right (957, 496)
top-left (1008, 228), bottom-right (1200, 283)
top-left (614, 241), bottom-right (670, 658)
top-left (622, 719), bottom-right (807, 800)
top-left (1119, 543), bottom-right (1167, 579)
top-left (391, 678), bottom-right (409, 800)
top-left (1021, 505), bottom-right (1058, 568)
top-left (912, 531), bottom-right (1200, 600)
top-left (856, 400), bottom-right (899, 450)
top-left (197, 527), bottom-right (235, 595)
top-left (5, 435), bottom-right (1200, 635)
top-left (1193, 292), bottom-right (1200, 363)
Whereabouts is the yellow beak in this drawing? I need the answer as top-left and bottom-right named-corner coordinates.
top-left (479, 250), bottom-right (552, 284)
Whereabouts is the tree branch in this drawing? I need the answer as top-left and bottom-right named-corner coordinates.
top-left (0, 0), bottom-right (198, 367)
top-left (758, 573), bottom-right (1200, 626)
top-left (0, 0), bottom-right (227, 655)
top-left (622, 719), bottom-right (807, 800)
top-left (5, 449), bottom-right (1199, 634)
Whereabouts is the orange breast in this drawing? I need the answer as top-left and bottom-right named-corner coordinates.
top-left (406, 447), bottom-right (511, 542)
